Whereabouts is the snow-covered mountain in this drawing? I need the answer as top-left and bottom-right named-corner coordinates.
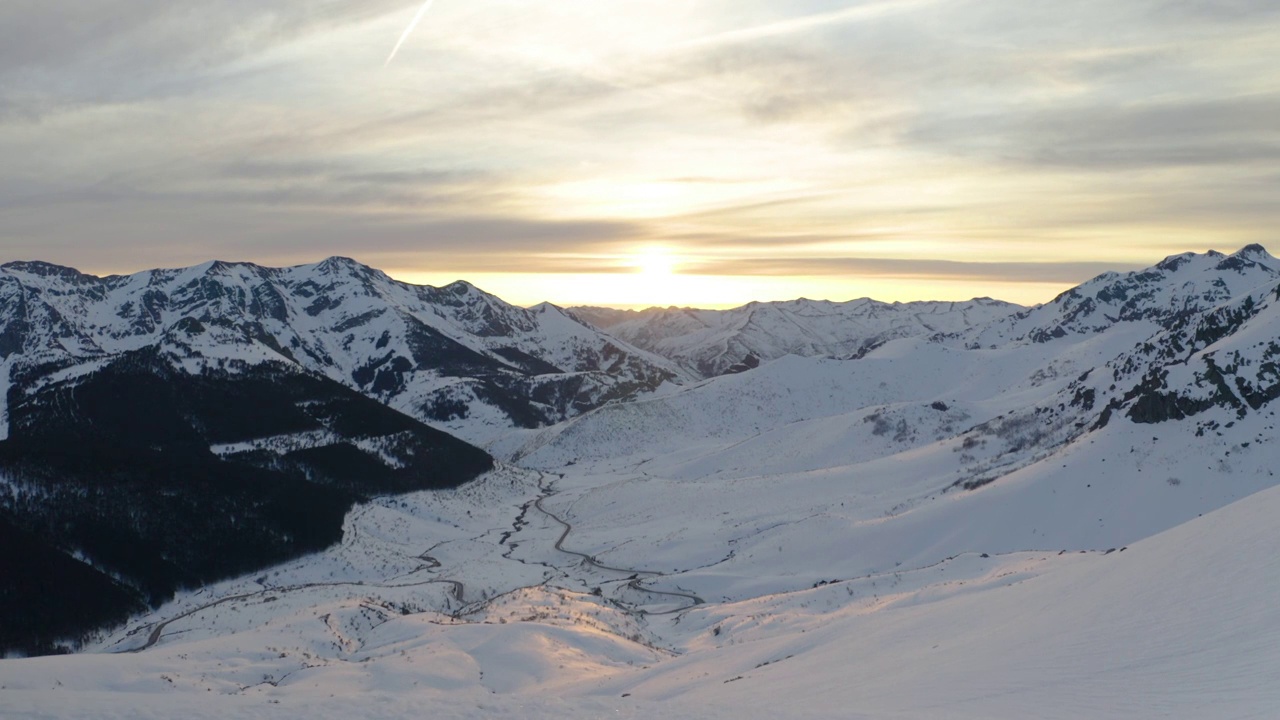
top-left (537, 245), bottom-right (1279, 477)
top-left (573, 296), bottom-right (1022, 377)
top-left (962, 243), bottom-right (1278, 347)
top-left (3, 245), bottom-right (1279, 719)
top-left (0, 257), bottom-right (681, 655)
top-left (0, 258), bottom-right (684, 445)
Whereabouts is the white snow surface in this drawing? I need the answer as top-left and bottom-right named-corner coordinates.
top-left (3, 459), bottom-right (1277, 719)
top-left (3, 246), bottom-right (1280, 718)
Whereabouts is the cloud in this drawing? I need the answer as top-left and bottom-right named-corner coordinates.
top-left (0, 191), bottom-right (649, 274)
top-left (675, 0), bottom-right (943, 52)
top-left (0, 0), bottom-right (409, 117)
top-left (680, 257), bottom-right (1147, 284)
top-left (908, 95), bottom-right (1280, 170)
top-left (1, 0), bottom-right (1278, 306)
top-left (0, 1), bottom-right (407, 73)
top-left (1158, 0), bottom-right (1280, 23)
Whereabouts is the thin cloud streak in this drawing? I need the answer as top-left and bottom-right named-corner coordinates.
top-left (375, 255), bottom-right (1150, 283)
top-left (385, 0), bottom-right (436, 67)
top-left (680, 257), bottom-right (1148, 284)
top-left (675, 0), bottom-right (945, 51)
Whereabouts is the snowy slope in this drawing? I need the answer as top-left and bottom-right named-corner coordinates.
top-left (497, 248), bottom-right (1280, 597)
top-left (574, 296), bottom-right (1021, 377)
top-left (627, 479), bottom-right (1280, 719)
top-left (4, 441), bottom-right (1276, 719)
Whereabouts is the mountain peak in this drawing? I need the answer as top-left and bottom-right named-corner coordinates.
top-left (0, 260), bottom-right (91, 281)
top-left (976, 243), bottom-right (1280, 348)
top-left (530, 301), bottom-right (562, 313)
top-left (1232, 243), bottom-right (1272, 261)
top-left (1155, 252), bottom-right (1197, 272)
top-left (198, 259), bottom-right (263, 276)
top-left (442, 280), bottom-right (478, 295)
top-left (1215, 244), bottom-right (1276, 273)
top-left (313, 256), bottom-right (371, 275)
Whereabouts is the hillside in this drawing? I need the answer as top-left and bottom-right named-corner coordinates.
top-left (3, 425), bottom-right (1275, 719)
top-left (0, 346), bottom-right (493, 655)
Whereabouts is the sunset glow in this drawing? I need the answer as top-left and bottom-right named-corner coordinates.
top-left (2, 2), bottom-right (1277, 308)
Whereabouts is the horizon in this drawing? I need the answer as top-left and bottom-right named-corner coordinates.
top-left (4, 241), bottom-right (1272, 310)
top-left (3, 2), bottom-right (1278, 308)
top-left (0, 255), bottom-right (1110, 309)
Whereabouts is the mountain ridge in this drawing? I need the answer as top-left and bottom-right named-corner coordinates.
top-left (0, 256), bottom-right (686, 443)
top-left (572, 295), bottom-right (1024, 378)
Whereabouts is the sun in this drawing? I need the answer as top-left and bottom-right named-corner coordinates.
top-left (633, 245), bottom-right (678, 278)
top-left (625, 245), bottom-right (685, 303)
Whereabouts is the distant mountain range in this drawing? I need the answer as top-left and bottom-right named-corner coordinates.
top-left (526, 244), bottom-right (1280, 478)
top-left (0, 257), bottom-right (684, 446)
top-left (573, 296), bottom-right (1021, 378)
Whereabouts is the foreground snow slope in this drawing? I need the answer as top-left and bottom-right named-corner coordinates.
top-left (625, 480), bottom-right (1280, 719)
top-left (3, 473), bottom-right (1276, 719)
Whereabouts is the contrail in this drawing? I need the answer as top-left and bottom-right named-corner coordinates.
top-left (677, 0), bottom-right (941, 51)
top-left (385, 0), bottom-right (436, 67)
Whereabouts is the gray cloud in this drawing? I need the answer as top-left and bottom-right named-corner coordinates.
top-left (0, 193), bottom-right (648, 273)
top-left (681, 257), bottom-right (1147, 284)
top-left (909, 95), bottom-right (1280, 170)
top-left (0, 0), bottom-right (409, 117)
top-left (1158, 0), bottom-right (1280, 22)
top-left (0, 1), bottom-right (408, 74)
top-left (666, 0), bottom-right (1280, 173)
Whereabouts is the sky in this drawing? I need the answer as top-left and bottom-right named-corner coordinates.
top-left (1, 1), bottom-right (1277, 308)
